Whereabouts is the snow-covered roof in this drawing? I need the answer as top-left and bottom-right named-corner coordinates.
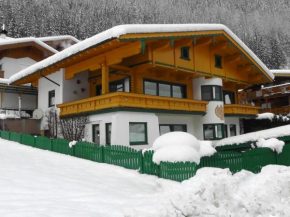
top-left (9, 24), bottom-right (274, 85)
top-left (271, 70), bottom-right (290, 77)
top-left (38, 35), bottom-right (79, 43)
top-left (0, 37), bottom-right (58, 54)
top-left (0, 78), bottom-right (9, 84)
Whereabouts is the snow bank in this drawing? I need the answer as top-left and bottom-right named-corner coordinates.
top-left (256, 138), bottom-right (285, 153)
top-left (152, 132), bottom-right (200, 151)
top-left (69, 140), bottom-right (77, 148)
top-left (256, 112), bottom-right (275, 121)
top-left (151, 132), bottom-right (216, 164)
top-left (216, 124), bottom-right (290, 147)
top-left (9, 24), bottom-right (274, 85)
top-left (153, 145), bottom-right (200, 165)
top-left (199, 141), bottom-right (216, 157)
top-left (0, 114), bottom-right (18, 119)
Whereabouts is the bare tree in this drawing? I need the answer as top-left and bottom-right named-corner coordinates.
top-left (59, 116), bottom-right (88, 142)
top-left (44, 107), bottom-right (58, 138)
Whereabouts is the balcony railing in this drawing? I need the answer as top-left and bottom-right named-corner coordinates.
top-left (57, 92), bottom-right (209, 116)
top-left (262, 107), bottom-right (290, 115)
top-left (224, 104), bottom-right (260, 116)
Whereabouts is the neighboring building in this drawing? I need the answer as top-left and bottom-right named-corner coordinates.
top-left (9, 24), bottom-right (274, 148)
top-left (0, 29), bottom-right (79, 118)
top-left (239, 70), bottom-right (290, 115)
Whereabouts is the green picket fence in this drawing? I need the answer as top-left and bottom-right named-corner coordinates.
top-left (160, 161), bottom-right (198, 182)
top-left (277, 144), bottom-right (290, 166)
top-left (1, 131), bottom-right (10, 140)
top-left (103, 145), bottom-right (140, 170)
top-left (74, 142), bottom-right (103, 162)
top-left (141, 150), bottom-right (159, 176)
top-left (21, 134), bottom-right (35, 147)
top-left (35, 136), bottom-right (52, 151)
top-left (242, 148), bottom-right (277, 173)
top-left (9, 132), bottom-right (21, 143)
top-left (52, 138), bottom-right (73, 156)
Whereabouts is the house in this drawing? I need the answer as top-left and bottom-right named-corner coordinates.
top-left (239, 70), bottom-right (290, 115)
top-left (9, 24), bottom-right (274, 148)
top-left (0, 28), bottom-right (78, 132)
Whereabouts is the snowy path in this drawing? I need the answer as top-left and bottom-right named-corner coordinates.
top-left (1, 138), bottom-right (290, 217)
top-left (0, 139), bottom-right (179, 217)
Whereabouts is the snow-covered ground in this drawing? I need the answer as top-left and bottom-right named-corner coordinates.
top-left (1, 138), bottom-right (290, 217)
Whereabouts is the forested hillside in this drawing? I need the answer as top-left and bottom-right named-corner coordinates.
top-left (0, 0), bottom-right (289, 69)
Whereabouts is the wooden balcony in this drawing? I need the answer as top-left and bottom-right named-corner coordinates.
top-left (57, 92), bottom-right (209, 116)
top-left (224, 104), bottom-right (260, 116)
top-left (262, 107), bottom-right (290, 115)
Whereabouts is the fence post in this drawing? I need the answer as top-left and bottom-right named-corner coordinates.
top-left (138, 150), bottom-right (143, 174)
top-left (101, 146), bottom-right (104, 163)
top-left (49, 139), bottom-right (52, 151)
top-left (72, 144), bottom-right (76, 157)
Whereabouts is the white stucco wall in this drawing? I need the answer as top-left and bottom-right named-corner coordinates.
top-left (85, 111), bottom-right (160, 150)
top-left (224, 117), bottom-right (241, 137)
top-left (192, 77), bottom-right (224, 125)
top-left (62, 70), bottom-right (90, 103)
top-left (2, 93), bottom-right (36, 109)
top-left (0, 57), bottom-right (36, 79)
top-left (38, 69), bottom-right (63, 130)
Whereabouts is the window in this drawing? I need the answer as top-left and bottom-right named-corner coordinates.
top-left (92, 124), bottom-right (100, 144)
top-left (129, 122), bottom-right (147, 145)
top-left (230, 124), bottom-right (236, 137)
top-left (95, 78), bottom-right (128, 96)
top-left (224, 124), bottom-right (228, 138)
top-left (215, 55), bottom-right (222, 68)
top-left (203, 124), bottom-right (225, 140)
top-left (106, 123), bottom-right (112, 145)
top-left (48, 90), bottom-right (55, 107)
top-left (201, 85), bottom-right (222, 101)
top-left (223, 91), bottom-right (235, 104)
top-left (144, 79), bottom-right (186, 98)
top-left (159, 124), bottom-right (187, 135)
top-left (180, 46), bottom-right (190, 60)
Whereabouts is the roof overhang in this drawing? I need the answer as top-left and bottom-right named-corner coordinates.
top-left (9, 24), bottom-right (274, 85)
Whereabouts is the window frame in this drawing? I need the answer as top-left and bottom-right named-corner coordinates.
top-left (229, 124), bottom-right (237, 137)
top-left (203, 123), bottom-right (225, 140)
top-left (224, 124), bottom-right (228, 138)
top-left (129, 122), bottom-right (148, 145)
top-left (180, 46), bottom-right (190, 61)
top-left (105, 123), bottom-right (112, 145)
top-left (215, 55), bottom-right (223, 69)
top-left (223, 90), bottom-right (235, 104)
top-left (95, 77), bottom-right (130, 96)
top-left (201, 85), bottom-right (223, 101)
top-left (48, 90), bottom-right (55, 107)
top-left (92, 124), bottom-right (100, 145)
top-left (159, 124), bottom-right (187, 135)
top-left (143, 79), bottom-right (187, 99)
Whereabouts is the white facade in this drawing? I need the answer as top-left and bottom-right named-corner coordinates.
top-left (0, 57), bottom-right (36, 79)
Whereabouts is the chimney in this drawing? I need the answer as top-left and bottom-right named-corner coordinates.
top-left (0, 24), bottom-right (7, 39)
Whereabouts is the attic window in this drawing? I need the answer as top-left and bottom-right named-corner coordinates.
top-left (180, 46), bottom-right (190, 60)
top-left (215, 55), bottom-right (222, 68)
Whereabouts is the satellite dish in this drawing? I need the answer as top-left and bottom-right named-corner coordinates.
top-left (33, 109), bottom-right (43, 119)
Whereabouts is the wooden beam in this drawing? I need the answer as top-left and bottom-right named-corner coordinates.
top-left (176, 74), bottom-right (190, 81)
top-left (110, 65), bottom-right (131, 71)
top-left (249, 74), bottom-right (262, 84)
top-left (174, 38), bottom-right (193, 48)
top-left (210, 41), bottom-right (228, 52)
top-left (225, 53), bottom-right (241, 63)
top-left (152, 40), bottom-right (171, 51)
top-left (237, 64), bottom-right (252, 73)
top-left (102, 64), bottom-right (109, 94)
top-left (156, 71), bottom-right (170, 78)
top-left (65, 41), bottom-right (141, 79)
top-left (195, 37), bottom-right (212, 47)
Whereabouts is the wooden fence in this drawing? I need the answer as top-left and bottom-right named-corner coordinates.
top-left (0, 130), bottom-right (290, 182)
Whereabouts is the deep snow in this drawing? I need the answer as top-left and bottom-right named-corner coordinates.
top-left (1, 138), bottom-right (290, 217)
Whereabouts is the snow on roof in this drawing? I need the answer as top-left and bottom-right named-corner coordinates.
top-left (0, 37), bottom-right (58, 54)
top-left (0, 78), bottom-right (9, 84)
top-left (215, 124), bottom-right (290, 147)
top-left (271, 70), bottom-right (290, 75)
top-left (9, 24), bottom-right (274, 84)
top-left (37, 35), bottom-right (79, 43)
